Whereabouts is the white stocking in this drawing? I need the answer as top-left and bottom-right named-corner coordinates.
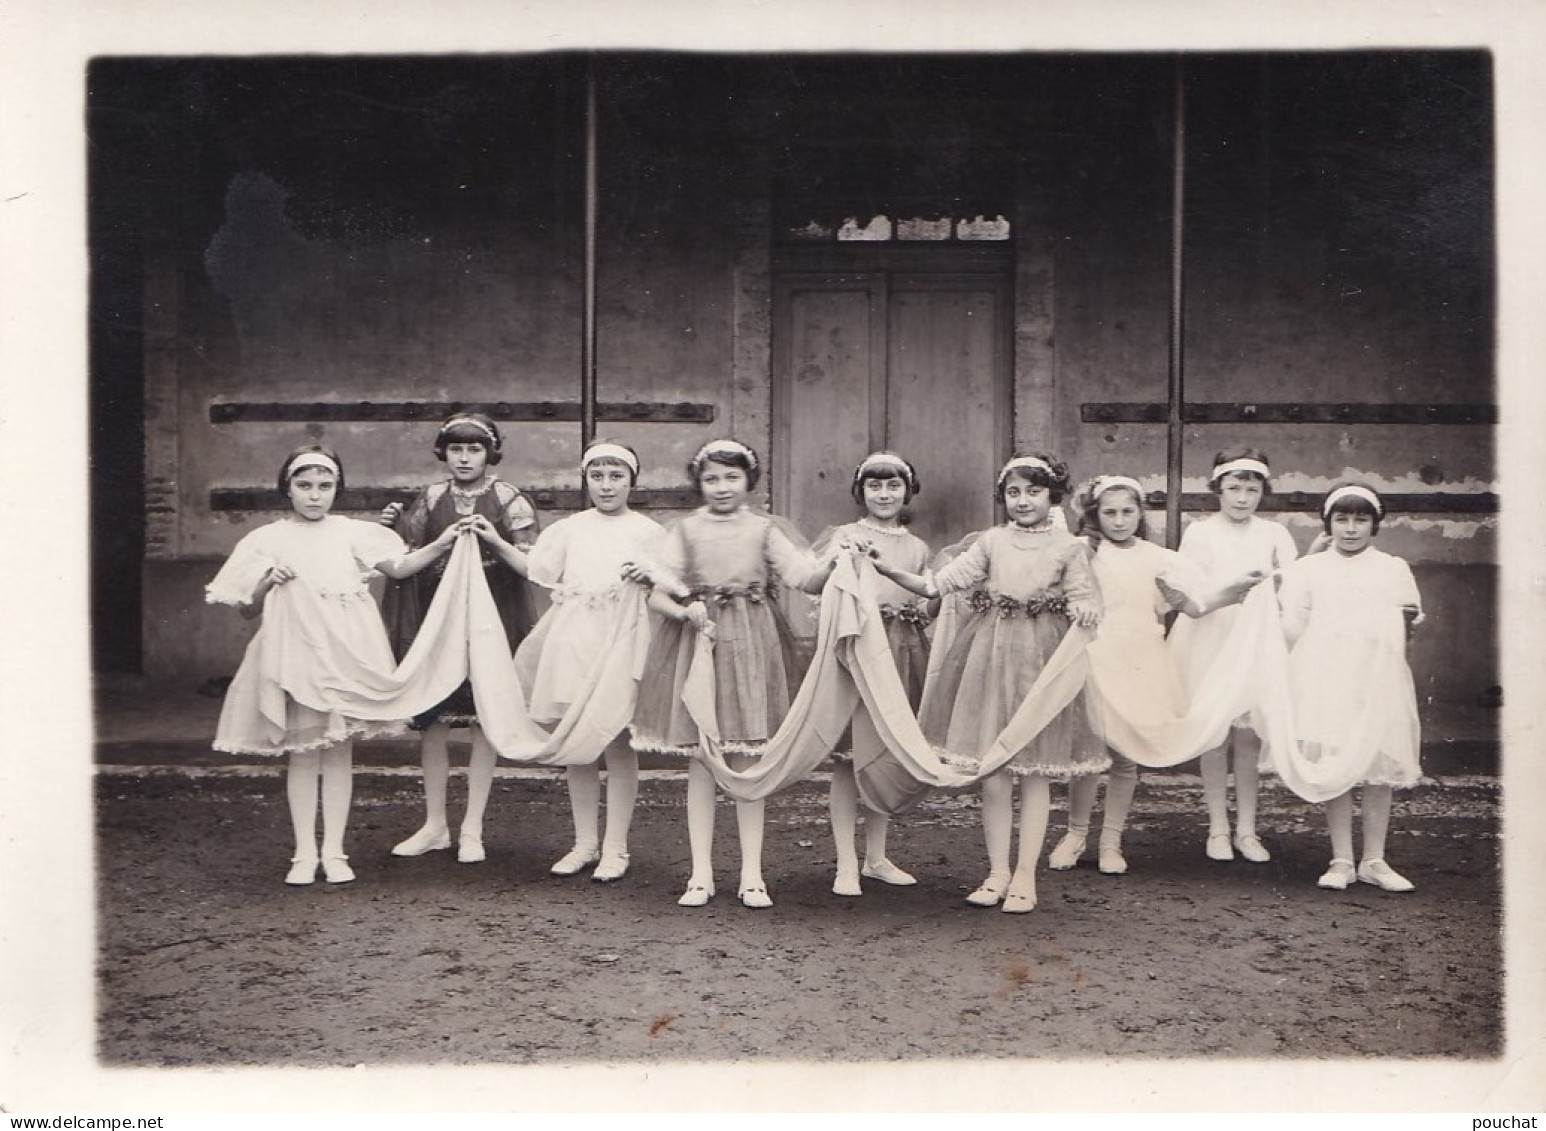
top-left (565, 762), bottom-right (603, 853)
top-left (980, 771), bottom-right (1014, 878)
top-left (415, 723), bottom-right (452, 835)
top-left (1360, 785), bottom-right (1394, 863)
top-left (829, 761), bottom-right (860, 876)
top-left (600, 745), bottom-right (640, 859)
top-left (1101, 755), bottom-right (1140, 846)
top-left (461, 726), bottom-right (496, 840)
top-left (685, 758), bottom-right (717, 885)
top-left (319, 741), bottom-right (354, 859)
top-left (1232, 729), bottom-right (1263, 838)
top-left (730, 753), bottom-right (765, 892)
top-left (286, 749), bottom-right (321, 861)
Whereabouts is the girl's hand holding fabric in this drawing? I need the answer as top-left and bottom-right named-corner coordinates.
top-left (619, 560), bottom-right (654, 587)
top-left (682, 599), bottom-right (714, 637)
top-left (431, 520), bottom-right (468, 551)
top-left (379, 501), bottom-right (405, 527)
top-left (263, 564), bottom-right (296, 588)
top-left (1070, 602), bottom-right (1101, 630)
top-left (1223, 568), bottom-right (1268, 603)
top-left (463, 514), bottom-right (505, 547)
top-left (1155, 575), bottom-right (1190, 611)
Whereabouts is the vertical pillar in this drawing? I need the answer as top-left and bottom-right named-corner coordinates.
top-left (1165, 56), bottom-right (1188, 549)
top-left (580, 55), bottom-right (598, 449)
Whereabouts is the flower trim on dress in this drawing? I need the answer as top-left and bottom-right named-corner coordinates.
top-left (689, 581), bottom-right (768, 606)
top-left (966, 588), bottom-right (1069, 618)
top-left (311, 587), bottom-right (376, 605)
top-left (549, 581), bottom-right (636, 608)
top-left (879, 600), bottom-right (933, 628)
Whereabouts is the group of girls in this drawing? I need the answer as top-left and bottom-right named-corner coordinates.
top-left (209, 415), bottom-right (1426, 911)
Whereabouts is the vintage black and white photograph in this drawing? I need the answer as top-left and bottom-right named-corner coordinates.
top-left (2, 0), bottom-right (1543, 1116)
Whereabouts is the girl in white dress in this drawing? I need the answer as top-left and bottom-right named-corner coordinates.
top-left (1168, 447), bottom-right (1300, 864)
top-left (516, 440), bottom-right (665, 883)
top-left (1050, 475), bottom-right (1265, 875)
top-left (207, 446), bottom-right (465, 885)
top-left (1279, 483), bottom-right (1424, 892)
top-left (819, 451), bottom-right (933, 897)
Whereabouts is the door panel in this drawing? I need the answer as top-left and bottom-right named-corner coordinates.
top-left (772, 264), bottom-right (1010, 635)
top-left (886, 276), bottom-right (1006, 553)
top-left (772, 276), bottom-right (882, 544)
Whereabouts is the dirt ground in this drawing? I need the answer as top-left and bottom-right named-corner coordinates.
top-left (94, 760), bottom-right (1502, 1068)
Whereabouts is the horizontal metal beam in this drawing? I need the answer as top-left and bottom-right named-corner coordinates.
top-left (1136, 491), bottom-right (1496, 514)
top-left (210, 487), bottom-right (1495, 515)
top-left (209, 401), bottom-right (716, 425)
top-left (210, 486), bottom-right (706, 513)
top-left (1081, 402), bottom-right (1496, 426)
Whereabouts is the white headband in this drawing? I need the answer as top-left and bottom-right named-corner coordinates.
top-left (286, 452), bottom-right (340, 478)
top-left (1322, 484), bottom-right (1384, 517)
top-left (692, 439), bottom-right (758, 472)
top-left (582, 442), bottom-right (640, 475)
top-left (438, 416), bottom-right (501, 448)
top-left (1094, 475), bottom-right (1146, 500)
top-left (855, 451), bottom-right (916, 482)
top-left (998, 455), bottom-right (1053, 483)
top-left (1210, 457), bottom-right (1271, 482)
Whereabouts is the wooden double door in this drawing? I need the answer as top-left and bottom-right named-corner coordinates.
top-left (771, 256), bottom-right (1012, 568)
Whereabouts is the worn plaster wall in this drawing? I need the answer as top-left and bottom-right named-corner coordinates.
top-left (106, 53), bottom-right (1496, 711)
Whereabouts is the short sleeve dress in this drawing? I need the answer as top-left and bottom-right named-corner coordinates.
top-left (206, 515), bottom-right (409, 755)
top-left (513, 507), bottom-right (666, 726)
top-left (1278, 546), bottom-right (1422, 793)
top-left (1087, 538), bottom-right (1202, 720)
top-left (917, 522), bottom-right (1107, 778)
top-left (629, 506), bottom-right (820, 758)
top-left (380, 476), bottom-right (540, 727)
top-left (1167, 513), bottom-right (1299, 734)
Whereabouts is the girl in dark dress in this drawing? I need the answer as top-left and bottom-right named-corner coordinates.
top-left (381, 413), bottom-right (540, 864)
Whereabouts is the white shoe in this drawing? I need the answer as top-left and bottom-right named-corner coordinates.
top-left (1048, 832), bottom-right (1087, 871)
top-left (965, 873), bottom-right (1010, 907)
top-left (1234, 833), bottom-right (1271, 863)
top-left (1318, 858), bottom-right (1356, 890)
top-left (392, 827), bottom-right (451, 857)
top-left (322, 855), bottom-right (355, 884)
top-left (861, 859), bottom-right (917, 886)
top-left (677, 881), bottom-right (715, 907)
top-left (285, 856), bottom-right (318, 886)
top-left (1206, 833), bottom-right (1235, 862)
top-left (1001, 873), bottom-right (1037, 914)
top-left (832, 869), bottom-right (862, 897)
top-left (592, 853), bottom-right (630, 882)
top-left (739, 885), bottom-right (773, 909)
top-left (1098, 845), bottom-right (1128, 875)
top-left (1357, 859), bottom-right (1415, 893)
top-left (550, 846), bottom-right (600, 876)
top-left (457, 836), bottom-right (486, 864)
